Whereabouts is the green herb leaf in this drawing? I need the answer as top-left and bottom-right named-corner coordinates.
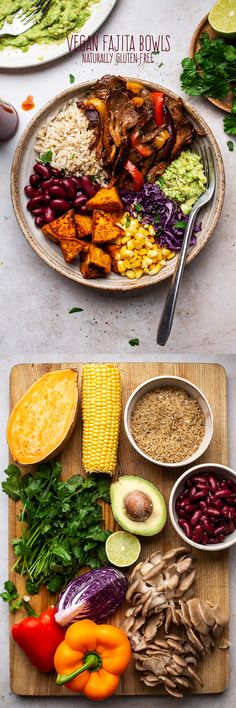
top-left (135, 203), bottom-right (143, 212)
top-left (125, 215), bottom-right (131, 228)
top-left (40, 150), bottom-right (53, 165)
top-left (69, 74), bottom-right (75, 84)
top-left (224, 114), bottom-right (236, 135)
top-left (129, 338), bottom-right (140, 347)
top-left (180, 32), bottom-right (236, 100)
top-left (227, 140), bottom-right (234, 151)
top-left (154, 214), bottom-right (160, 224)
top-left (69, 307), bottom-right (84, 313)
top-left (174, 220), bottom-right (187, 229)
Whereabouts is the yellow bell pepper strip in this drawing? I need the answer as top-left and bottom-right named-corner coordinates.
top-left (152, 91), bottom-right (165, 127)
top-left (131, 129), bottom-right (153, 158)
top-left (126, 81), bottom-right (142, 95)
top-left (154, 129), bottom-right (170, 150)
top-left (54, 619), bottom-right (131, 700)
top-left (124, 159), bottom-right (144, 191)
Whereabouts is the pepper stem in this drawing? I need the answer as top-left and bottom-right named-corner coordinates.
top-left (56, 652), bottom-right (102, 686)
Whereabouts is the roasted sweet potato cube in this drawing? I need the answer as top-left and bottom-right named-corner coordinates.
top-left (60, 239), bottom-right (89, 264)
top-left (106, 244), bottom-right (120, 274)
top-left (92, 209), bottom-right (122, 244)
top-left (42, 210), bottom-right (76, 243)
top-left (80, 244), bottom-right (111, 279)
top-left (74, 214), bottom-right (92, 239)
top-left (86, 187), bottom-right (123, 212)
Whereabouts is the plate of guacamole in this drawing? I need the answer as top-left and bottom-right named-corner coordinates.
top-left (0, 0), bottom-right (118, 68)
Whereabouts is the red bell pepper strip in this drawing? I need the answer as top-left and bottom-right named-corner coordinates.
top-left (130, 130), bottom-right (153, 158)
top-left (124, 159), bottom-right (144, 191)
top-left (11, 607), bottom-right (65, 673)
top-left (152, 92), bottom-right (165, 127)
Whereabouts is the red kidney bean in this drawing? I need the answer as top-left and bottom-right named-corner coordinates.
top-left (190, 510), bottom-right (202, 527)
top-left (183, 504), bottom-right (196, 515)
top-left (51, 167), bottom-right (61, 177)
top-left (196, 482), bottom-right (210, 490)
top-left (228, 507), bottom-right (236, 520)
top-left (191, 490), bottom-right (207, 501)
top-left (222, 505), bottom-right (230, 518)
top-left (78, 204), bottom-right (90, 214)
top-left (214, 524), bottom-right (226, 536)
top-left (208, 476), bottom-right (219, 491)
top-left (35, 216), bottom-right (45, 228)
top-left (230, 495), bottom-right (236, 506)
top-left (208, 534), bottom-right (225, 544)
top-left (202, 531), bottom-right (209, 545)
top-left (211, 499), bottom-right (224, 509)
top-left (207, 507), bottom-right (222, 518)
top-left (228, 481), bottom-right (236, 492)
top-left (43, 194), bottom-right (51, 206)
top-left (31, 207), bottom-right (45, 216)
top-left (214, 489), bottom-right (231, 499)
top-left (49, 199), bottom-right (70, 212)
top-left (61, 177), bottom-right (77, 200)
top-left (27, 196), bottom-right (44, 211)
top-left (192, 475), bottom-right (209, 484)
top-left (44, 207), bottom-right (56, 223)
top-left (34, 162), bottom-right (51, 179)
top-left (178, 518), bottom-right (192, 539)
top-left (70, 176), bottom-right (83, 188)
top-left (199, 500), bottom-right (207, 512)
top-left (41, 178), bottom-right (54, 192)
top-left (79, 175), bottom-right (97, 197)
top-left (73, 193), bottom-right (87, 209)
top-left (202, 518), bottom-right (215, 533)
top-left (224, 521), bottom-right (235, 535)
top-left (48, 185), bottom-right (68, 200)
top-left (192, 525), bottom-right (203, 543)
top-left (24, 185), bottom-right (39, 198)
top-left (30, 173), bottom-right (41, 187)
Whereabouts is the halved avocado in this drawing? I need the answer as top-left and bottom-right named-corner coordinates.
top-left (110, 475), bottom-right (167, 536)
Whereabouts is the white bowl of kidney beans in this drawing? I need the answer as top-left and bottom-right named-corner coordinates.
top-left (169, 463), bottom-right (236, 550)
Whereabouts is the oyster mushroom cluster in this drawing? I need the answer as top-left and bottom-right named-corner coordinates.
top-left (123, 547), bottom-right (229, 698)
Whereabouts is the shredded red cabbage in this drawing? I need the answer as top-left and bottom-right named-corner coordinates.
top-left (120, 183), bottom-right (201, 251)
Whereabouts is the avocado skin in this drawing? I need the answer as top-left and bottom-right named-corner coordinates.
top-left (110, 475), bottom-right (167, 537)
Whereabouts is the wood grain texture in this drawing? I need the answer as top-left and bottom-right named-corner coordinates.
top-left (8, 362), bottom-right (229, 696)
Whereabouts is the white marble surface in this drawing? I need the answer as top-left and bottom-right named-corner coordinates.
top-left (1, 0), bottom-right (236, 705)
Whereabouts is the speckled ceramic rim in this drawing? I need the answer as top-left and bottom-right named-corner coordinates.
top-left (11, 77), bottom-right (225, 292)
top-left (169, 463), bottom-right (236, 551)
top-left (124, 375), bottom-right (213, 469)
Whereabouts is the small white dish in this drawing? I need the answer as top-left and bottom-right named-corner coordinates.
top-left (124, 375), bottom-right (213, 469)
top-left (169, 463), bottom-right (236, 551)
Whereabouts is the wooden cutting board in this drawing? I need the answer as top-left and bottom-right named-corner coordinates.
top-left (8, 362), bottom-right (229, 696)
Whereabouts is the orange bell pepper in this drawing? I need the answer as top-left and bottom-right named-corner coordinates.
top-left (54, 619), bottom-right (131, 700)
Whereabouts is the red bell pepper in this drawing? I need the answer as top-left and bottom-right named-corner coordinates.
top-left (130, 129), bottom-right (153, 158)
top-left (124, 159), bottom-right (144, 191)
top-left (152, 92), bottom-right (165, 127)
top-left (11, 607), bottom-right (65, 673)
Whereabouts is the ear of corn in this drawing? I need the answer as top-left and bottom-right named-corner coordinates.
top-left (82, 364), bottom-right (121, 475)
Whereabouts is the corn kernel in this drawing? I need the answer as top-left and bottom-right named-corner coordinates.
top-left (126, 270), bottom-right (136, 279)
top-left (121, 235), bottom-right (129, 244)
top-left (142, 257), bottom-right (153, 267)
top-left (167, 253), bottom-right (175, 260)
top-left (149, 225), bottom-right (155, 236)
top-left (149, 264), bottom-right (162, 274)
top-left (161, 247), bottom-right (171, 256)
top-left (120, 246), bottom-right (133, 258)
top-left (123, 259), bottom-right (131, 268)
top-left (134, 269), bottom-right (144, 279)
top-left (134, 237), bottom-right (145, 250)
top-left (127, 239), bottom-right (135, 250)
top-left (118, 261), bottom-right (126, 274)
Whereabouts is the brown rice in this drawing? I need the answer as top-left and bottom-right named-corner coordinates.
top-left (130, 387), bottom-right (205, 464)
top-left (34, 100), bottom-right (107, 183)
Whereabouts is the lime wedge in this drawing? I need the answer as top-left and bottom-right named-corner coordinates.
top-left (209, 0), bottom-right (236, 37)
top-left (106, 531), bottom-right (141, 568)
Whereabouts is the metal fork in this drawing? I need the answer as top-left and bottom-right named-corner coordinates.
top-left (156, 141), bottom-right (216, 346)
top-left (0, 0), bottom-right (51, 37)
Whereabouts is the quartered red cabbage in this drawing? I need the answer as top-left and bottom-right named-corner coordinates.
top-left (55, 567), bottom-right (127, 626)
top-left (120, 183), bottom-right (201, 251)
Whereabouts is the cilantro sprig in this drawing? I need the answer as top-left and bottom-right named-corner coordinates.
top-left (2, 462), bottom-right (111, 595)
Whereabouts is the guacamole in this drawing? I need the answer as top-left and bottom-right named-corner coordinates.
top-left (158, 150), bottom-right (207, 215)
top-left (0, 0), bottom-right (98, 52)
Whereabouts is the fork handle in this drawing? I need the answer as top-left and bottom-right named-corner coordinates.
top-left (157, 208), bottom-right (197, 346)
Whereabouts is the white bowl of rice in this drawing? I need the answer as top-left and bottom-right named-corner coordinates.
top-left (124, 375), bottom-right (213, 469)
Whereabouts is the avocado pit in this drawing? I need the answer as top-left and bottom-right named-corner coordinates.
top-left (124, 490), bottom-right (153, 522)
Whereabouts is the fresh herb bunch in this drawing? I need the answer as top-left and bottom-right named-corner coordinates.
top-left (181, 32), bottom-right (236, 100)
top-left (2, 462), bottom-right (111, 595)
top-left (0, 580), bottom-right (35, 614)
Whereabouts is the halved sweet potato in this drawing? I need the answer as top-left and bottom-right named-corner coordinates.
top-left (7, 369), bottom-right (79, 466)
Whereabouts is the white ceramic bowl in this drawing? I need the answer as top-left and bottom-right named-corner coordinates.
top-left (169, 463), bottom-right (236, 551)
top-left (124, 375), bottom-right (213, 469)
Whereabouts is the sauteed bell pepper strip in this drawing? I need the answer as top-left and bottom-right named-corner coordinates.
top-left (152, 91), bottom-right (165, 127)
top-left (11, 607), bottom-right (65, 673)
top-left (54, 619), bottom-right (131, 700)
top-left (124, 159), bottom-right (144, 191)
top-left (131, 129), bottom-right (153, 158)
